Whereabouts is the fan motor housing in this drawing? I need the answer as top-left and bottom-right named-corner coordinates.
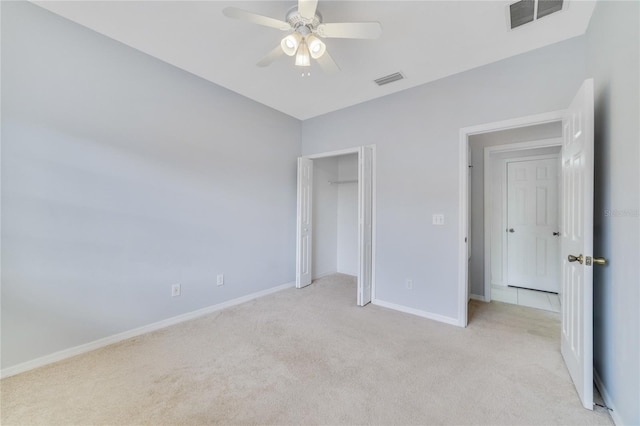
top-left (286, 6), bottom-right (322, 34)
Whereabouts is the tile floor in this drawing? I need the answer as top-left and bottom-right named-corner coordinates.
top-left (491, 285), bottom-right (560, 313)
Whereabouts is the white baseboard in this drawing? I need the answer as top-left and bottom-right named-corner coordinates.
top-left (1, 281), bottom-right (295, 379)
top-left (470, 294), bottom-right (487, 302)
top-left (372, 299), bottom-right (460, 326)
top-left (593, 368), bottom-right (623, 426)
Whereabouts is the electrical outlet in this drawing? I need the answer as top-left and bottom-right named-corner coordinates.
top-left (171, 284), bottom-right (181, 297)
top-left (406, 279), bottom-right (413, 290)
top-left (217, 274), bottom-right (224, 286)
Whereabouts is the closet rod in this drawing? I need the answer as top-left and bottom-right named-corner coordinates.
top-left (328, 179), bottom-right (358, 185)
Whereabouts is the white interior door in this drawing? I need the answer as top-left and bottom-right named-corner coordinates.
top-left (506, 157), bottom-right (560, 292)
top-left (357, 146), bottom-right (373, 306)
top-left (296, 157), bottom-right (313, 288)
top-left (561, 79), bottom-right (594, 410)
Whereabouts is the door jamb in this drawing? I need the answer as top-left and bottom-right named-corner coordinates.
top-left (484, 140), bottom-right (562, 302)
top-left (305, 147), bottom-right (360, 160)
top-left (458, 110), bottom-right (565, 327)
top-left (299, 145), bottom-right (377, 303)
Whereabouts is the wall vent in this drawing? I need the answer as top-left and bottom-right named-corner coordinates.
top-left (508, 0), bottom-right (564, 30)
top-left (374, 72), bottom-right (404, 86)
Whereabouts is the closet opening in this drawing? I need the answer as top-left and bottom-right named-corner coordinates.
top-left (296, 146), bottom-right (376, 306)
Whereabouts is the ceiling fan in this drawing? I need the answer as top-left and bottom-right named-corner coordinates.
top-left (223, 0), bottom-right (382, 74)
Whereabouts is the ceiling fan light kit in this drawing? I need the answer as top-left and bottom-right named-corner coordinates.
top-left (223, 0), bottom-right (382, 75)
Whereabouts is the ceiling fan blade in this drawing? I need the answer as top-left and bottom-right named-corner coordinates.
top-left (223, 7), bottom-right (290, 31)
top-left (257, 45), bottom-right (285, 67)
top-left (316, 22), bottom-right (382, 39)
top-left (298, 0), bottom-right (318, 20)
top-left (316, 51), bottom-right (340, 74)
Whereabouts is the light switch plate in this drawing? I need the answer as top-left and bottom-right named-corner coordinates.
top-left (432, 214), bottom-right (445, 225)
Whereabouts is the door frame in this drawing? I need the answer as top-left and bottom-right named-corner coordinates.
top-left (458, 110), bottom-right (565, 326)
top-left (484, 140), bottom-right (562, 302)
top-left (299, 145), bottom-right (377, 304)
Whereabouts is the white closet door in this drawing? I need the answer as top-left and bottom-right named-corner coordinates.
top-left (357, 147), bottom-right (373, 306)
top-left (296, 158), bottom-right (313, 288)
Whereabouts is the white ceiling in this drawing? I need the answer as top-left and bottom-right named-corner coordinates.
top-left (34, 1), bottom-right (596, 120)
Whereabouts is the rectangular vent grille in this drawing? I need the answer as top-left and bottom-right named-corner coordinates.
top-left (509, 0), bottom-right (564, 29)
top-left (509, 0), bottom-right (535, 29)
top-left (374, 72), bottom-right (404, 86)
top-left (537, 0), bottom-right (564, 19)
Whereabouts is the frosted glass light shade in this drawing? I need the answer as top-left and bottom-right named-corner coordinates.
top-left (306, 35), bottom-right (326, 59)
top-left (281, 33), bottom-right (301, 56)
top-left (295, 40), bottom-right (311, 67)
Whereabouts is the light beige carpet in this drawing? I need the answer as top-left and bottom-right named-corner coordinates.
top-left (1, 274), bottom-right (613, 425)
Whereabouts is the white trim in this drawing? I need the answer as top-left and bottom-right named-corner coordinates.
top-left (462, 110), bottom-right (566, 136)
top-left (483, 138), bottom-right (563, 155)
top-left (469, 294), bottom-right (487, 302)
top-left (484, 147), bottom-right (494, 299)
top-left (458, 110), bottom-right (565, 327)
top-left (372, 299), bottom-right (460, 326)
top-left (458, 127), bottom-right (469, 327)
top-left (370, 144), bottom-right (377, 302)
top-left (305, 147), bottom-right (359, 160)
top-left (0, 281), bottom-right (295, 379)
top-left (594, 369), bottom-right (623, 426)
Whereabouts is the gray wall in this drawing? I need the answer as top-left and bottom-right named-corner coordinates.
top-left (587, 1), bottom-right (640, 424)
top-left (1, 2), bottom-right (301, 369)
top-left (303, 37), bottom-right (587, 320)
top-left (469, 123), bottom-right (562, 297)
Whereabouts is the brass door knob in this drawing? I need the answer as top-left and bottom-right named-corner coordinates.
top-left (568, 254), bottom-right (583, 264)
top-left (593, 257), bottom-right (607, 266)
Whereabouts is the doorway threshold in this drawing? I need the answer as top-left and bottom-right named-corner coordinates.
top-left (492, 285), bottom-right (560, 313)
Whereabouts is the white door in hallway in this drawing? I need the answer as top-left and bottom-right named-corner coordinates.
top-left (296, 157), bottom-right (313, 288)
top-left (506, 157), bottom-right (560, 292)
top-left (561, 79), bottom-right (595, 410)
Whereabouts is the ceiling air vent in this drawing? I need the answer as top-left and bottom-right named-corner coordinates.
top-left (536, 0), bottom-right (564, 19)
top-left (509, 0), bottom-right (535, 29)
top-left (508, 0), bottom-right (564, 30)
top-left (374, 72), bottom-right (404, 86)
